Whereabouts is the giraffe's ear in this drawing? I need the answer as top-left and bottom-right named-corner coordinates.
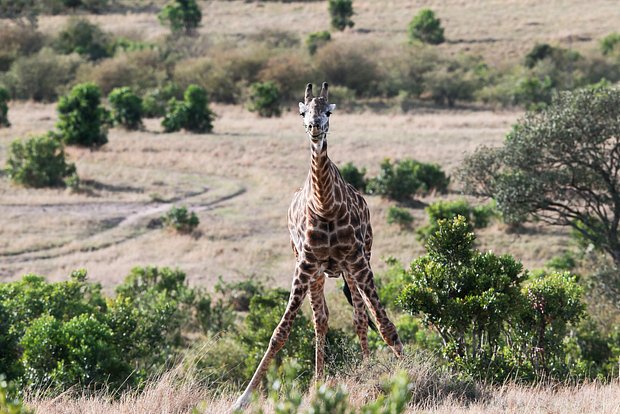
top-left (328, 104), bottom-right (336, 112)
top-left (299, 102), bottom-right (307, 115)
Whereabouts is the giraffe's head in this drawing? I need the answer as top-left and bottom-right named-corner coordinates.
top-left (299, 82), bottom-right (336, 148)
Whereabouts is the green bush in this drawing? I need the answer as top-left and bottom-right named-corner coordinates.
top-left (306, 31), bottom-right (331, 55)
top-left (422, 55), bottom-right (486, 107)
top-left (399, 216), bottom-right (586, 381)
top-left (161, 205), bottom-right (200, 233)
top-left (386, 206), bottom-right (414, 230)
top-left (0, 377), bottom-right (33, 414)
top-left (417, 199), bottom-right (496, 241)
top-left (0, 86), bottom-right (9, 127)
top-left (248, 81), bottom-right (281, 118)
top-left (367, 159), bottom-right (448, 201)
top-left (600, 32), bottom-right (620, 56)
top-left (408, 8), bottom-right (445, 45)
top-left (56, 82), bottom-right (108, 148)
top-left (162, 84), bottom-right (214, 133)
top-left (339, 162), bottom-right (367, 192)
top-left (142, 83), bottom-right (183, 118)
top-left (0, 25), bottom-right (44, 71)
top-left (6, 48), bottom-right (82, 102)
top-left (5, 133), bottom-right (77, 188)
top-left (158, 0), bottom-right (202, 34)
top-left (108, 87), bottom-right (143, 130)
top-left (54, 17), bottom-right (111, 61)
top-left (328, 0), bottom-right (354, 31)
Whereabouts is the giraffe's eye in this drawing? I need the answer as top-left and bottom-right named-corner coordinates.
top-left (326, 111), bottom-right (331, 117)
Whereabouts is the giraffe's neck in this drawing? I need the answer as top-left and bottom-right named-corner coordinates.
top-left (307, 141), bottom-right (339, 218)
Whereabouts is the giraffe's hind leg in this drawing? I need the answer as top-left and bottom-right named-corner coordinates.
top-left (343, 273), bottom-right (370, 359)
top-left (233, 263), bottom-right (312, 410)
top-left (309, 274), bottom-right (328, 380)
top-left (350, 259), bottom-right (403, 357)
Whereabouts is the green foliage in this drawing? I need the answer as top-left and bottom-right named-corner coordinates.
top-left (0, 267), bottom-right (214, 394)
top-left (328, 0), bottom-right (354, 31)
top-left (459, 87), bottom-right (620, 269)
top-left (0, 376), bottom-right (33, 414)
top-left (367, 159), bottom-right (449, 201)
top-left (5, 48), bottom-right (82, 102)
top-left (386, 206), bottom-right (413, 230)
top-left (161, 205), bottom-right (200, 233)
top-left (0, 25), bottom-right (44, 71)
top-left (600, 32), bottom-right (620, 56)
top-left (56, 82), bottom-right (108, 148)
top-left (306, 31), bottom-right (331, 55)
top-left (339, 162), bottom-right (367, 192)
top-left (108, 87), bottom-right (143, 130)
top-left (408, 8), bottom-right (445, 45)
top-left (158, 0), bottom-right (202, 35)
top-left (0, 0), bottom-right (39, 26)
top-left (142, 83), bottom-right (183, 118)
top-left (5, 133), bottom-right (77, 188)
top-left (399, 216), bottom-right (587, 381)
top-left (417, 199), bottom-right (496, 241)
top-left (54, 18), bottom-right (111, 61)
top-left (162, 84), bottom-right (214, 133)
top-left (423, 55), bottom-right (486, 107)
top-left (248, 81), bottom-right (281, 118)
top-left (0, 86), bottom-right (9, 127)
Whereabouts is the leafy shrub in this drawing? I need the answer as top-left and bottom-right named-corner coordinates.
top-left (524, 43), bottom-right (554, 68)
top-left (0, 86), bottom-right (9, 127)
top-left (367, 159), bottom-right (448, 201)
top-left (248, 81), bottom-right (281, 117)
top-left (600, 32), bottom-right (620, 56)
top-left (314, 41), bottom-right (381, 97)
top-left (417, 199), bottom-right (496, 241)
top-left (306, 31), bottom-right (331, 55)
top-left (399, 216), bottom-right (586, 381)
top-left (5, 133), bottom-right (77, 188)
top-left (408, 8), bottom-right (445, 45)
top-left (158, 0), bottom-right (202, 34)
top-left (214, 276), bottom-right (265, 312)
top-left (257, 52), bottom-right (314, 103)
top-left (339, 162), bottom-right (367, 191)
top-left (161, 205), bottom-right (200, 233)
top-left (328, 0), bottom-right (354, 31)
top-left (76, 49), bottom-right (165, 95)
top-left (6, 48), bottom-right (82, 102)
top-left (108, 87), bottom-right (143, 130)
top-left (162, 84), bottom-right (214, 133)
top-left (142, 83), bottom-right (183, 118)
top-left (0, 25), bottom-right (44, 71)
top-left (0, 377), bottom-right (33, 414)
top-left (54, 17), bottom-right (111, 61)
top-left (56, 82), bottom-right (108, 148)
top-left (386, 206), bottom-right (414, 230)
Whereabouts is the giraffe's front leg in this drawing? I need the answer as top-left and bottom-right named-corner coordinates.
top-left (353, 262), bottom-right (403, 358)
top-left (343, 273), bottom-right (370, 359)
top-left (309, 274), bottom-right (328, 381)
top-left (232, 263), bottom-right (313, 410)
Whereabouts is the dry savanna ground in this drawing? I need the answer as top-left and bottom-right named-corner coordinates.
top-left (0, 101), bottom-right (572, 290)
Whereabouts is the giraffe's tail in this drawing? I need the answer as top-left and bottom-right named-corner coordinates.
top-left (342, 276), bottom-right (378, 333)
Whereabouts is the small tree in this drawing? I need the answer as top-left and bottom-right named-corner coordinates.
top-left (367, 158), bottom-right (449, 201)
top-left (162, 84), bottom-right (214, 133)
top-left (339, 162), bottom-right (367, 192)
top-left (408, 8), bottom-right (445, 45)
top-left (306, 31), bottom-right (331, 55)
top-left (328, 0), bottom-right (354, 31)
top-left (0, 86), bottom-right (10, 127)
top-left (108, 87), bottom-right (143, 130)
top-left (247, 81), bottom-right (281, 118)
top-left (161, 205), bottom-right (199, 233)
top-left (459, 87), bottom-right (620, 269)
top-left (386, 206), bottom-right (413, 230)
top-left (158, 0), bottom-right (202, 35)
top-left (54, 17), bottom-right (111, 61)
top-left (600, 32), bottom-right (620, 56)
top-left (5, 133), bottom-right (77, 188)
top-left (56, 83), bottom-right (108, 148)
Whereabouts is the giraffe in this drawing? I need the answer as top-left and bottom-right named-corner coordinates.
top-left (232, 82), bottom-right (403, 410)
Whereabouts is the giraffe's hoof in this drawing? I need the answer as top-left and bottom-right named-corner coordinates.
top-left (231, 393), bottom-right (251, 412)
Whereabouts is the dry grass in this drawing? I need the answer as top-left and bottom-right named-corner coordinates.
top-left (26, 351), bottom-right (620, 414)
top-left (0, 101), bottom-right (573, 290)
top-left (32, 0), bottom-right (620, 66)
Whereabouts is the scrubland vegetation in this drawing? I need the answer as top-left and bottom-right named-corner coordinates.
top-left (2, 0), bottom-right (620, 413)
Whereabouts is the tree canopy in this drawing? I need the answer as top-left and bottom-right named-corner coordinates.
top-left (459, 87), bottom-right (620, 266)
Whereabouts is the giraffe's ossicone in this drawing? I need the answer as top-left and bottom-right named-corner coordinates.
top-left (232, 82), bottom-right (403, 411)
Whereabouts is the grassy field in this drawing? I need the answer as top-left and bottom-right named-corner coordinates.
top-left (0, 101), bottom-right (572, 290)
